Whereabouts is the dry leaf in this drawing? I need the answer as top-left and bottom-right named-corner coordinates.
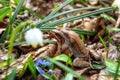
top-left (108, 43), bottom-right (120, 61)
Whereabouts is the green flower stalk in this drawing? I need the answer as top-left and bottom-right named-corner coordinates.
top-left (7, 20), bottom-right (32, 72)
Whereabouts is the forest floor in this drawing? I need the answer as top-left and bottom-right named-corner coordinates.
top-left (0, 0), bottom-right (120, 80)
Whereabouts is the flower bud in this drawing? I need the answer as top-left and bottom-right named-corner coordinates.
top-left (25, 28), bottom-right (43, 48)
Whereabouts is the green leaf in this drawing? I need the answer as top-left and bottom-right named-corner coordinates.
top-left (46, 57), bottom-right (86, 80)
top-left (63, 73), bottom-right (73, 80)
top-left (105, 59), bottom-right (120, 75)
top-left (6, 67), bottom-right (17, 80)
top-left (28, 57), bottom-right (37, 80)
top-left (53, 54), bottom-right (73, 66)
top-left (0, 7), bottom-right (11, 21)
top-left (92, 64), bottom-right (105, 69)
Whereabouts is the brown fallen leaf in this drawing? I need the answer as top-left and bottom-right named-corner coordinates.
top-left (75, 67), bottom-right (90, 75)
top-left (0, 18), bottom-right (9, 28)
top-left (53, 68), bottom-right (62, 80)
top-left (90, 74), bottom-right (99, 80)
top-left (108, 43), bottom-right (120, 61)
top-left (98, 70), bottom-right (114, 80)
top-left (112, 32), bottom-right (120, 46)
top-left (92, 17), bottom-right (106, 42)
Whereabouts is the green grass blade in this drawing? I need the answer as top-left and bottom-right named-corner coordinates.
top-left (107, 27), bottom-right (120, 32)
top-left (36, 0), bottom-right (72, 27)
top-left (6, 67), bottom-right (17, 80)
top-left (114, 57), bottom-right (120, 80)
top-left (45, 0), bottom-right (72, 18)
top-left (28, 57), bottom-right (37, 80)
top-left (18, 63), bottom-right (28, 78)
top-left (46, 57), bottom-right (86, 80)
top-left (36, 7), bottom-right (98, 26)
top-left (100, 13), bottom-right (116, 23)
top-left (0, 7), bottom-right (11, 21)
top-left (72, 28), bottom-right (96, 36)
top-left (63, 73), bottom-right (73, 80)
top-left (39, 27), bottom-right (96, 36)
top-left (0, 0), bottom-right (24, 43)
top-left (8, 20), bottom-right (32, 57)
top-left (7, 21), bottom-right (32, 75)
top-left (41, 7), bottom-right (115, 28)
top-left (98, 35), bottom-right (107, 51)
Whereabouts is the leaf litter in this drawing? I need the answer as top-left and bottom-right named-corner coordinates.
top-left (1, 0), bottom-right (120, 80)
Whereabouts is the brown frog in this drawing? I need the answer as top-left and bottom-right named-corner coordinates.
top-left (49, 29), bottom-right (91, 68)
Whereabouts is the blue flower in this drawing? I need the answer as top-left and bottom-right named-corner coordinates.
top-left (45, 61), bottom-right (51, 67)
top-left (35, 59), bottom-right (44, 66)
top-left (35, 59), bottom-right (52, 75)
top-left (35, 59), bottom-right (51, 67)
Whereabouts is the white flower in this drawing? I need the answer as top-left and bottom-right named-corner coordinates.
top-left (25, 28), bottom-right (43, 48)
top-left (112, 0), bottom-right (120, 12)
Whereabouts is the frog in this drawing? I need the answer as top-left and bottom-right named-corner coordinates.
top-left (49, 29), bottom-right (91, 68)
